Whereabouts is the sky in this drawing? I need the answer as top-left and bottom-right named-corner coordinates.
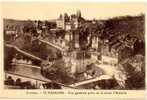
top-left (1, 2), bottom-right (145, 20)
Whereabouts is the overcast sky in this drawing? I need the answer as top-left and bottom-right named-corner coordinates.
top-left (1, 2), bottom-right (145, 20)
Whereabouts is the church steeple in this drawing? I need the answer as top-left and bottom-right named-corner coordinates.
top-left (76, 10), bottom-right (81, 18)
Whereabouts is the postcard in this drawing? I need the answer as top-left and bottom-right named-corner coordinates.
top-left (0, 2), bottom-right (146, 99)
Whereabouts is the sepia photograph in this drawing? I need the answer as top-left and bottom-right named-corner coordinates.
top-left (2, 2), bottom-right (145, 90)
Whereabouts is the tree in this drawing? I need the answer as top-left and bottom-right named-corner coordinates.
top-left (41, 59), bottom-right (75, 84)
top-left (31, 39), bottom-right (40, 52)
top-left (4, 46), bottom-right (16, 70)
top-left (120, 60), bottom-right (145, 89)
top-left (77, 21), bottom-right (105, 50)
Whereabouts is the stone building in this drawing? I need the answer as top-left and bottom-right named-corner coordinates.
top-left (101, 38), bottom-right (135, 66)
top-left (56, 10), bottom-right (85, 31)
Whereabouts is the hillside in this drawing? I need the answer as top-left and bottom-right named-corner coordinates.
top-left (3, 18), bottom-right (56, 28)
top-left (3, 19), bottom-right (34, 28)
top-left (104, 14), bottom-right (145, 41)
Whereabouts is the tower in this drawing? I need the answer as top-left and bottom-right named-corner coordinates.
top-left (76, 10), bottom-right (81, 18)
top-left (56, 14), bottom-right (65, 29)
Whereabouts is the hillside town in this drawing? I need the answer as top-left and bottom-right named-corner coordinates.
top-left (4, 10), bottom-right (145, 89)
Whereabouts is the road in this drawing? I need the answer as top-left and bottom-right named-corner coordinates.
top-left (70, 75), bottom-right (112, 87)
top-left (39, 39), bottom-right (66, 52)
top-left (6, 63), bottom-right (76, 89)
top-left (7, 64), bottom-right (47, 81)
top-left (94, 63), bottom-right (118, 76)
top-left (5, 43), bottom-right (43, 61)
